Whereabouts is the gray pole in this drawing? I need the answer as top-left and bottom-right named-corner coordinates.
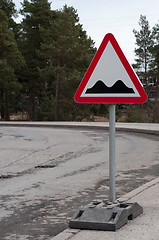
top-left (109, 104), bottom-right (116, 203)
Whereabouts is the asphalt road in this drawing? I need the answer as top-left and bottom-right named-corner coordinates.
top-left (0, 126), bottom-right (158, 240)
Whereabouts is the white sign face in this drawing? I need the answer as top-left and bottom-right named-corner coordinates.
top-left (74, 33), bottom-right (147, 104)
top-left (81, 41), bottom-right (139, 97)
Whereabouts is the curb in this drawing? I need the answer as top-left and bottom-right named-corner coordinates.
top-left (118, 176), bottom-right (159, 202)
top-left (0, 121), bottom-right (159, 135)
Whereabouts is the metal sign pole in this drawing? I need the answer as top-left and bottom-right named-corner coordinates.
top-left (109, 104), bottom-right (116, 203)
top-left (71, 33), bottom-right (145, 231)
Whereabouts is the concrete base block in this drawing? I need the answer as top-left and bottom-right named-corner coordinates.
top-left (69, 201), bottom-right (143, 231)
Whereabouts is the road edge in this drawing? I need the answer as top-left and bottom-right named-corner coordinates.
top-left (0, 121), bottom-right (159, 135)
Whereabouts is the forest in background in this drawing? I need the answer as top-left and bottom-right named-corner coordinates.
top-left (0, 0), bottom-right (159, 122)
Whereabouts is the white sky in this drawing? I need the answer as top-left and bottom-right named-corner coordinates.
top-left (14, 0), bottom-right (159, 64)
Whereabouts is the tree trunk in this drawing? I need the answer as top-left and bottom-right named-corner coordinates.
top-left (144, 49), bottom-right (148, 90)
top-left (55, 56), bottom-right (61, 121)
top-left (30, 94), bottom-right (35, 120)
top-left (0, 88), bottom-right (5, 120)
top-left (55, 71), bottom-right (60, 121)
top-left (4, 88), bottom-right (10, 121)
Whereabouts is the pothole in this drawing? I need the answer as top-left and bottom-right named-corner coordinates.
top-left (35, 164), bottom-right (56, 169)
top-left (0, 173), bottom-right (21, 179)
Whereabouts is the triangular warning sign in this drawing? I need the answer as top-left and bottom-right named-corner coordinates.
top-left (74, 33), bottom-right (147, 103)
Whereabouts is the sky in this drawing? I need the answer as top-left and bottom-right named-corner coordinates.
top-left (13, 0), bottom-right (159, 64)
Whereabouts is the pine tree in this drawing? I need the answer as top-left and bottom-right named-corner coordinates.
top-left (20, 0), bottom-right (52, 119)
top-left (0, 9), bottom-right (24, 120)
top-left (39, 5), bottom-right (96, 120)
top-left (133, 15), bottom-right (154, 88)
top-left (151, 23), bottom-right (159, 101)
top-left (0, 0), bottom-right (18, 33)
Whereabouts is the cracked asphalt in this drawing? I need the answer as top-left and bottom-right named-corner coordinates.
top-left (0, 126), bottom-right (158, 240)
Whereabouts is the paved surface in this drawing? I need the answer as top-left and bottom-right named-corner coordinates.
top-left (0, 122), bottom-right (158, 240)
top-left (46, 122), bottom-right (159, 240)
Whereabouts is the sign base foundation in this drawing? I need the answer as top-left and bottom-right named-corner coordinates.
top-left (69, 200), bottom-right (143, 231)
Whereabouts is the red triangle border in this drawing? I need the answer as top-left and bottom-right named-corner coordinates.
top-left (74, 33), bottom-right (147, 104)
